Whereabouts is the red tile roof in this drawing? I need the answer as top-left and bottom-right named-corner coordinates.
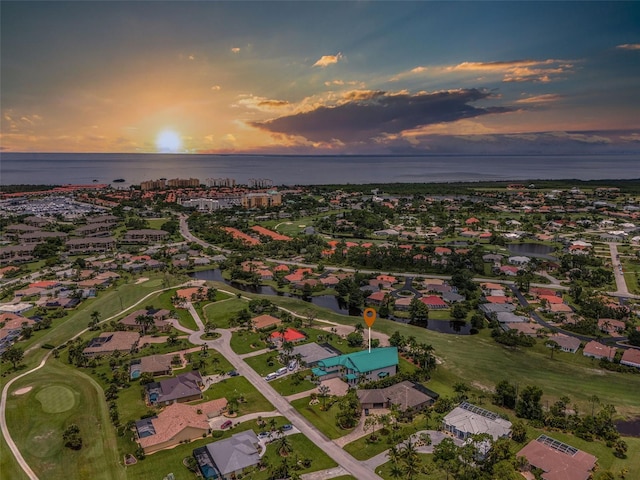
top-left (270, 328), bottom-right (305, 342)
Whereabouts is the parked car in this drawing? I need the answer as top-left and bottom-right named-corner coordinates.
top-left (220, 420), bottom-right (233, 429)
top-left (288, 361), bottom-right (297, 371)
top-left (265, 373), bottom-right (278, 381)
top-left (282, 424), bottom-right (293, 431)
top-left (277, 367), bottom-right (288, 376)
top-left (228, 370), bottom-right (239, 377)
top-left (257, 431), bottom-right (270, 439)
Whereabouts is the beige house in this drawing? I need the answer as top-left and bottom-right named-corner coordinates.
top-left (136, 398), bottom-right (227, 454)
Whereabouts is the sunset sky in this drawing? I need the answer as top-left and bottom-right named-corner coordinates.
top-left (2, 1), bottom-right (639, 154)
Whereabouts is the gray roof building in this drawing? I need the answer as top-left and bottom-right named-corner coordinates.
top-left (194, 430), bottom-right (261, 479)
top-left (443, 402), bottom-right (512, 441)
top-left (290, 342), bottom-right (339, 367)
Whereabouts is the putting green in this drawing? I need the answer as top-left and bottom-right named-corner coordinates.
top-left (143, 279), bottom-right (162, 288)
top-left (36, 385), bottom-right (76, 413)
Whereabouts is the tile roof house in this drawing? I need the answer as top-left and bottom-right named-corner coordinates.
top-left (136, 397), bottom-right (227, 454)
top-left (130, 354), bottom-right (173, 379)
top-left (251, 314), bottom-right (281, 331)
top-left (420, 295), bottom-right (448, 309)
top-left (119, 308), bottom-right (172, 332)
top-left (620, 348), bottom-right (640, 368)
top-left (82, 331), bottom-right (140, 357)
top-left (193, 430), bottom-right (261, 480)
top-left (443, 402), bottom-right (512, 441)
top-left (146, 371), bottom-right (203, 406)
top-left (582, 341), bottom-right (617, 361)
top-left (270, 328), bottom-right (305, 344)
top-left (312, 346), bottom-right (398, 386)
top-left (516, 435), bottom-right (597, 480)
top-left (357, 381), bottom-right (437, 412)
top-left (550, 334), bottom-right (581, 353)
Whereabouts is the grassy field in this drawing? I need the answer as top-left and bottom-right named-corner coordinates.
top-left (343, 416), bottom-right (428, 460)
top-left (377, 322), bottom-right (640, 418)
top-left (269, 370), bottom-right (317, 396)
top-left (202, 297), bottom-right (249, 328)
top-left (290, 396), bottom-right (354, 440)
top-left (230, 330), bottom-right (267, 354)
top-left (253, 433), bottom-right (338, 478)
top-left (200, 376), bottom-right (274, 414)
top-left (5, 360), bottom-right (125, 480)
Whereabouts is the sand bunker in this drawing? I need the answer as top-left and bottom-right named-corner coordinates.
top-left (14, 386), bottom-right (33, 395)
top-left (135, 277), bottom-right (149, 284)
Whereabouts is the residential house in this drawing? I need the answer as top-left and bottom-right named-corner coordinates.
top-left (130, 354), bottom-right (174, 379)
top-left (620, 349), bottom-right (640, 369)
top-left (312, 346), bottom-right (399, 386)
top-left (146, 371), bottom-right (204, 406)
top-left (119, 308), bottom-right (172, 332)
top-left (251, 314), bottom-right (281, 331)
top-left (516, 435), bottom-right (597, 480)
top-left (193, 430), bottom-right (261, 480)
top-left (582, 341), bottom-right (617, 361)
top-left (270, 328), bottom-right (305, 345)
top-left (442, 402), bottom-right (512, 441)
top-left (289, 342), bottom-right (339, 368)
top-left (136, 398), bottom-right (227, 454)
top-left (550, 334), bottom-right (581, 354)
top-left (357, 381), bottom-right (437, 413)
top-left (82, 331), bottom-right (140, 357)
top-left (597, 318), bottom-right (626, 335)
top-left (420, 295), bottom-right (448, 309)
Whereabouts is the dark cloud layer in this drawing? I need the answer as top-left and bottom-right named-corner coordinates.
top-left (251, 89), bottom-right (512, 143)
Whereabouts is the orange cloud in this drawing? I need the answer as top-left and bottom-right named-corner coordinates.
top-left (616, 44), bottom-right (640, 50)
top-left (313, 53), bottom-right (343, 67)
top-left (515, 94), bottom-right (562, 104)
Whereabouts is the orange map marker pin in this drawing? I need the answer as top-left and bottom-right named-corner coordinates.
top-left (363, 308), bottom-right (377, 327)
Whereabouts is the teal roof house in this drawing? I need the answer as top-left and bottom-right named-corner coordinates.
top-left (312, 346), bottom-right (399, 386)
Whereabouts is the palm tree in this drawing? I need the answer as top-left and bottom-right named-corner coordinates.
top-left (387, 444), bottom-right (401, 465)
top-left (276, 432), bottom-right (293, 457)
top-left (545, 339), bottom-right (561, 359)
top-left (318, 384), bottom-right (330, 411)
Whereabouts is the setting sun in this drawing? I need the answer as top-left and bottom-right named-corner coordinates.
top-left (156, 129), bottom-right (182, 153)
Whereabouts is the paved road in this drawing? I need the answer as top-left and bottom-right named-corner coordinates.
top-left (609, 243), bottom-right (630, 296)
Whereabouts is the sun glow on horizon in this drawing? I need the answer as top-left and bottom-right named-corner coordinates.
top-left (156, 129), bottom-right (183, 153)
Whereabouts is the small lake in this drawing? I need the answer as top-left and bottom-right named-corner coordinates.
top-left (616, 418), bottom-right (640, 437)
top-left (190, 269), bottom-right (473, 335)
top-left (508, 243), bottom-right (557, 260)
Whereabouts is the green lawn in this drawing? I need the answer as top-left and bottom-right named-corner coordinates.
top-left (202, 298), bottom-right (249, 328)
top-left (5, 360), bottom-right (125, 480)
top-left (252, 433), bottom-right (338, 479)
top-left (244, 351), bottom-right (284, 377)
top-left (157, 290), bottom-right (197, 331)
top-left (230, 330), bottom-right (267, 354)
top-left (200, 376), bottom-right (274, 414)
top-left (290, 397), bottom-right (354, 440)
top-left (269, 370), bottom-right (317, 397)
top-left (343, 415), bottom-right (428, 460)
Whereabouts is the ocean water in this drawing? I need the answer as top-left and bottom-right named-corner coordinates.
top-left (0, 153), bottom-right (638, 186)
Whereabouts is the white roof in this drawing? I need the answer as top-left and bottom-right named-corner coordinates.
top-left (444, 402), bottom-right (512, 440)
